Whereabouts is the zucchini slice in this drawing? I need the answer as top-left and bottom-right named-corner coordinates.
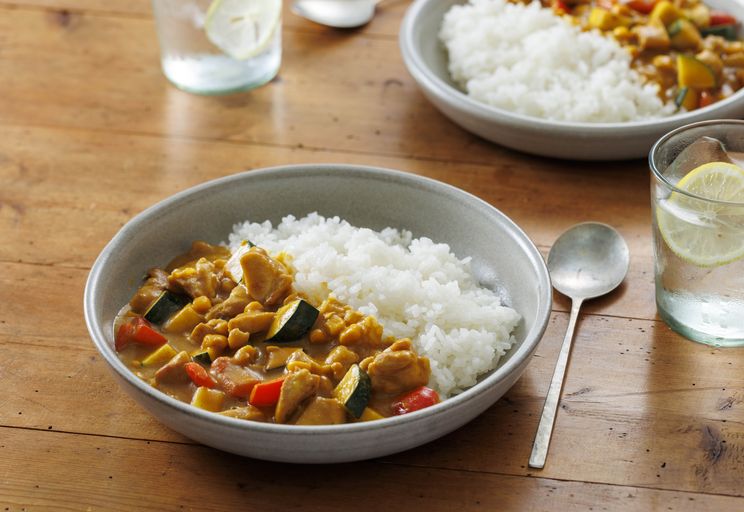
top-left (144, 290), bottom-right (189, 325)
top-left (333, 364), bottom-right (371, 419)
top-left (192, 351), bottom-right (213, 365)
top-left (264, 299), bottom-right (319, 343)
top-left (700, 24), bottom-right (737, 41)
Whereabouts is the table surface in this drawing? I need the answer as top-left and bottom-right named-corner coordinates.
top-left (3, 1), bottom-right (744, 510)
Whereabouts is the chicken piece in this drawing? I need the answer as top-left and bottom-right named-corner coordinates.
top-left (205, 285), bottom-right (251, 321)
top-left (337, 316), bottom-right (387, 357)
top-left (265, 346), bottom-right (302, 370)
top-left (210, 357), bottom-right (262, 399)
top-left (284, 351), bottom-right (338, 379)
top-left (240, 247), bottom-right (292, 306)
top-left (154, 351), bottom-right (191, 384)
top-left (696, 49), bottom-right (724, 80)
top-left (232, 345), bottom-right (259, 365)
top-left (129, 268), bottom-right (169, 314)
top-left (219, 405), bottom-right (266, 422)
top-left (633, 20), bottom-right (670, 51)
top-left (295, 397), bottom-right (346, 425)
top-left (324, 346), bottom-right (359, 375)
top-left (190, 319), bottom-right (229, 344)
top-left (169, 258), bottom-right (219, 300)
top-left (362, 339), bottom-right (431, 395)
top-left (275, 369), bottom-right (320, 423)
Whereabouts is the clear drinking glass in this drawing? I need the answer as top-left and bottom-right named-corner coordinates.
top-left (152, 0), bottom-right (282, 95)
top-left (650, 120), bottom-right (744, 347)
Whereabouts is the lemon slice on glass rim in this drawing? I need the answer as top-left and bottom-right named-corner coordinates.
top-left (205, 0), bottom-right (282, 60)
top-left (656, 161), bottom-right (744, 267)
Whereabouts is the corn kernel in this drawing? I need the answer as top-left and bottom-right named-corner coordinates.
top-left (309, 328), bottom-right (327, 344)
top-left (326, 315), bottom-right (345, 336)
top-left (227, 328), bottom-right (250, 350)
top-left (339, 323), bottom-right (362, 345)
top-left (202, 334), bottom-right (228, 354)
top-left (233, 345), bottom-right (258, 364)
top-left (192, 296), bottom-right (212, 314)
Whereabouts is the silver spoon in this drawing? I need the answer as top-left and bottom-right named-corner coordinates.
top-left (291, 0), bottom-right (380, 28)
top-left (529, 222), bottom-right (629, 469)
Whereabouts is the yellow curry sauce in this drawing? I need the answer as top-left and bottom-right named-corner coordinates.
top-left (115, 241), bottom-right (439, 425)
top-left (527, 0), bottom-right (744, 110)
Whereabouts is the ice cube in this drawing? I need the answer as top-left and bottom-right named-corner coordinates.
top-left (664, 136), bottom-right (732, 185)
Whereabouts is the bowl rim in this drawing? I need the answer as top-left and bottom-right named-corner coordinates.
top-left (84, 163), bottom-right (552, 437)
top-left (399, 0), bottom-right (744, 134)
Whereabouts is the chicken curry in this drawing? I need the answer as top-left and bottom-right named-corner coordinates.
top-left (115, 241), bottom-right (439, 425)
top-left (532, 0), bottom-right (744, 111)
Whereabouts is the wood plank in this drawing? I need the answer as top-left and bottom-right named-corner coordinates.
top-left (0, 7), bottom-right (643, 167)
top-left (2, 427), bottom-right (741, 511)
top-left (5, 307), bottom-right (744, 495)
top-left (0, 0), bottom-right (407, 36)
top-left (0, 125), bottom-right (656, 321)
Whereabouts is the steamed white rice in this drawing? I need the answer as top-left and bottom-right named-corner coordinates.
top-left (439, 0), bottom-right (675, 122)
top-left (228, 213), bottom-right (521, 398)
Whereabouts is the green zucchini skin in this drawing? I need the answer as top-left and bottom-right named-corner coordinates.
top-left (333, 365), bottom-right (371, 419)
top-left (192, 351), bottom-right (213, 365)
top-left (265, 299), bottom-right (319, 343)
top-left (143, 290), bottom-right (189, 325)
top-left (700, 25), bottom-right (737, 41)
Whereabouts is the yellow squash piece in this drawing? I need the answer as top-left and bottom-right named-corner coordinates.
top-left (650, 1), bottom-right (680, 26)
top-left (676, 87), bottom-right (698, 111)
top-left (677, 54), bottom-right (716, 88)
top-left (163, 304), bottom-right (204, 334)
top-left (588, 7), bottom-right (629, 31)
top-left (359, 407), bottom-right (385, 422)
top-left (191, 387), bottom-right (225, 412)
top-left (668, 19), bottom-right (702, 50)
top-left (141, 344), bottom-right (178, 367)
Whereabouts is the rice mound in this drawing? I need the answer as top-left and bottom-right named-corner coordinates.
top-left (228, 213), bottom-right (521, 398)
top-left (439, 0), bottom-right (675, 123)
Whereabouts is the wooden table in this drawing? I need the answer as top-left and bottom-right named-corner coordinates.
top-left (2, 1), bottom-right (743, 510)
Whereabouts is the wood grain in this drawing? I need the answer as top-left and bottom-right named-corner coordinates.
top-left (0, 0), bottom-right (407, 36)
top-left (2, 0), bottom-right (743, 509)
top-left (0, 125), bottom-right (655, 321)
top-left (4, 427), bottom-right (740, 512)
top-left (0, 6), bottom-right (649, 169)
top-left (5, 291), bottom-right (744, 496)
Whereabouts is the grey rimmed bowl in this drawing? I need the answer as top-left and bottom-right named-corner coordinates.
top-left (400, 0), bottom-right (744, 160)
top-left (84, 164), bottom-right (552, 463)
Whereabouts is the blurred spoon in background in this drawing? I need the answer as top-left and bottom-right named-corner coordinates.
top-left (291, 0), bottom-right (380, 28)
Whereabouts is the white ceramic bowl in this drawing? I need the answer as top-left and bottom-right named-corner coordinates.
top-left (84, 164), bottom-right (552, 463)
top-left (400, 0), bottom-right (744, 160)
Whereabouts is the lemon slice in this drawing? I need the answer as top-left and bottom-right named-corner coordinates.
top-left (205, 0), bottom-right (282, 60)
top-left (656, 161), bottom-right (744, 267)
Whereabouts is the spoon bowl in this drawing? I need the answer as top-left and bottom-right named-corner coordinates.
top-left (291, 0), bottom-right (378, 28)
top-left (548, 222), bottom-right (630, 300)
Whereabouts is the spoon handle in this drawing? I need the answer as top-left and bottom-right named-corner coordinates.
top-left (528, 298), bottom-right (583, 469)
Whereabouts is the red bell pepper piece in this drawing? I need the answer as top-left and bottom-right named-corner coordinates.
top-left (185, 362), bottom-right (217, 388)
top-left (115, 317), bottom-right (167, 351)
top-left (624, 0), bottom-right (658, 14)
top-left (552, 0), bottom-right (569, 14)
top-left (249, 377), bottom-right (285, 407)
top-left (710, 10), bottom-right (737, 26)
top-left (699, 90), bottom-right (715, 108)
top-left (392, 386), bottom-right (440, 415)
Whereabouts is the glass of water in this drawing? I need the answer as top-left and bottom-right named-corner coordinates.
top-left (650, 120), bottom-right (744, 347)
top-left (152, 0), bottom-right (282, 95)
